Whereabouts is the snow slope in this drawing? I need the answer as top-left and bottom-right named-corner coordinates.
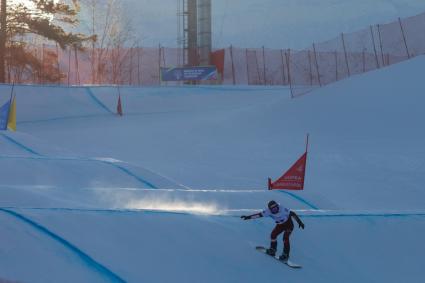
top-left (0, 56), bottom-right (425, 282)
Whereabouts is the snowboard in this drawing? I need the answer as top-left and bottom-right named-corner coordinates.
top-left (256, 246), bottom-right (302, 269)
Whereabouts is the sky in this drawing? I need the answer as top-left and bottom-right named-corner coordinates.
top-left (118, 0), bottom-right (425, 49)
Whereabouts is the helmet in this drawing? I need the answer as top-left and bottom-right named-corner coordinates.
top-left (268, 200), bottom-right (279, 213)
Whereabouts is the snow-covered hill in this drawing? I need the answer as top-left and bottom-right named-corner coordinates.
top-left (0, 55), bottom-right (424, 282)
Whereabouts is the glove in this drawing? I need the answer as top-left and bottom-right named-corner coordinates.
top-left (299, 222), bottom-right (305, 229)
top-left (240, 215), bottom-right (250, 220)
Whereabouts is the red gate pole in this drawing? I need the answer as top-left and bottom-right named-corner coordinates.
top-left (305, 133), bottom-right (310, 153)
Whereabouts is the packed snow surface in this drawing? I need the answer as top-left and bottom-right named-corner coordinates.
top-left (0, 56), bottom-right (425, 282)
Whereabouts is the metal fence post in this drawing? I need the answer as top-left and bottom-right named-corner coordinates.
top-left (137, 47), bottom-right (141, 85)
top-left (334, 50), bottom-right (338, 81)
top-left (158, 44), bottom-right (162, 85)
top-left (74, 45), bottom-right (80, 85)
top-left (370, 25), bottom-right (380, 69)
top-left (280, 49), bottom-right (286, 85)
top-left (230, 45), bottom-right (236, 85)
top-left (245, 48), bottom-right (250, 85)
top-left (312, 43), bottom-right (322, 86)
top-left (262, 46), bottom-right (266, 85)
top-left (308, 50), bottom-right (313, 85)
top-left (341, 33), bottom-right (351, 76)
top-left (377, 24), bottom-right (385, 66)
top-left (285, 49), bottom-right (294, 98)
top-left (398, 17), bottom-right (411, 59)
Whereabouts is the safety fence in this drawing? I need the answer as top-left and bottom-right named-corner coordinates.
top-left (222, 11), bottom-right (425, 97)
top-left (6, 11), bottom-right (425, 97)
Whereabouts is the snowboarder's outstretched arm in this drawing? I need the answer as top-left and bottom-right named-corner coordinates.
top-left (240, 212), bottom-right (263, 220)
top-left (290, 211), bottom-right (305, 229)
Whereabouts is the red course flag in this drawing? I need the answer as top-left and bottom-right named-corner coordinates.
top-left (268, 135), bottom-right (309, 191)
top-left (117, 94), bottom-right (123, 116)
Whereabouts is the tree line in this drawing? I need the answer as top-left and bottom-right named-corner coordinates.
top-left (0, 0), bottom-right (137, 84)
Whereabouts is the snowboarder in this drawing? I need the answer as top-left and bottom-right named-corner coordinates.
top-left (241, 200), bottom-right (305, 262)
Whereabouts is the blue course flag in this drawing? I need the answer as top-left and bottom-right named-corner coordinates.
top-left (161, 66), bottom-right (217, 81)
top-left (0, 100), bottom-right (11, 130)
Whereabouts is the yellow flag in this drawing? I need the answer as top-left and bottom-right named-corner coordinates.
top-left (7, 96), bottom-right (16, 131)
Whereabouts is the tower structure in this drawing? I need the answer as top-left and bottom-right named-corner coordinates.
top-left (177, 0), bottom-right (211, 67)
top-left (198, 0), bottom-right (212, 66)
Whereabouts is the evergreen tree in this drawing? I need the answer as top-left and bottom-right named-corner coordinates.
top-left (0, 0), bottom-right (95, 83)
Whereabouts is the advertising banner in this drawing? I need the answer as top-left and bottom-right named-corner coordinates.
top-left (161, 66), bottom-right (217, 81)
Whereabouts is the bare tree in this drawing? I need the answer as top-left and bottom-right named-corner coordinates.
top-left (81, 0), bottom-right (139, 85)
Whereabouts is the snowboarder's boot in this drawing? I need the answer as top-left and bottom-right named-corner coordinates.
top-left (279, 253), bottom-right (289, 263)
top-left (266, 240), bottom-right (277, 256)
top-left (266, 248), bottom-right (276, 256)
